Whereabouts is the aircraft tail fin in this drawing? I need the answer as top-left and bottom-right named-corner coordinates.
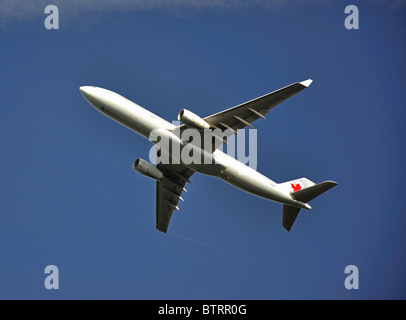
top-left (282, 180), bottom-right (338, 231)
top-left (277, 177), bottom-right (315, 194)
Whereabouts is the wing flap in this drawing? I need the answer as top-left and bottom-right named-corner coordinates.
top-left (156, 164), bottom-right (194, 233)
top-left (172, 79), bottom-right (312, 153)
top-left (203, 80), bottom-right (313, 149)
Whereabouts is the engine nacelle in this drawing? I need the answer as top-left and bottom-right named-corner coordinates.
top-left (133, 158), bottom-right (163, 181)
top-left (177, 109), bottom-right (211, 130)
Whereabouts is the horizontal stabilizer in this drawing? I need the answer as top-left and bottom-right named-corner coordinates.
top-left (282, 180), bottom-right (337, 231)
top-left (283, 205), bottom-right (301, 232)
top-left (291, 181), bottom-right (338, 203)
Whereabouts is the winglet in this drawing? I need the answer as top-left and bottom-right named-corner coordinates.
top-left (300, 79), bottom-right (313, 87)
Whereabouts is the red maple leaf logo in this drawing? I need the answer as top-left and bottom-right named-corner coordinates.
top-left (291, 183), bottom-right (302, 192)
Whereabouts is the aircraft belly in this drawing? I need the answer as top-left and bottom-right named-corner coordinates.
top-left (186, 163), bottom-right (224, 176)
top-left (103, 98), bottom-right (165, 139)
top-left (218, 168), bottom-right (292, 204)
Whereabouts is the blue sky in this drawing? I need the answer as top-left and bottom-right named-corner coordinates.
top-left (0, 1), bottom-right (405, 299)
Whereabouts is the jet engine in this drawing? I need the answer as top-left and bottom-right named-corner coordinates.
top-left (177, 109), bottom-right (211, 130)
top-left (133, 158), bottom-right (163, 181)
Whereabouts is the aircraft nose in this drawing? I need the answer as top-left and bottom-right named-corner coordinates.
top-left (79, 86), bottom-right (108, 112)
top-left (79, 86), bottom-right (93, 100)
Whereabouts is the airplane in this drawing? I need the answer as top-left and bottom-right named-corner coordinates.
top-left (79, 79), bottom-right (337, 233)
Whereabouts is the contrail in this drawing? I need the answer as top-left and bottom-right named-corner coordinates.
top-left (169, 232), bottom-right (254, 263)
top-left (316, 83), bottom-right (350, 104)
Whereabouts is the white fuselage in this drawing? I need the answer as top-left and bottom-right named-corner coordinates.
top-left (80, 86), bottom-right (309, 209)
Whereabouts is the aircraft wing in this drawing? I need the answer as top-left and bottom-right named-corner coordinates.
top-left (203, 79), bottom-right (313, 149)
top-left (156, 163), bottom-right (194, 233)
